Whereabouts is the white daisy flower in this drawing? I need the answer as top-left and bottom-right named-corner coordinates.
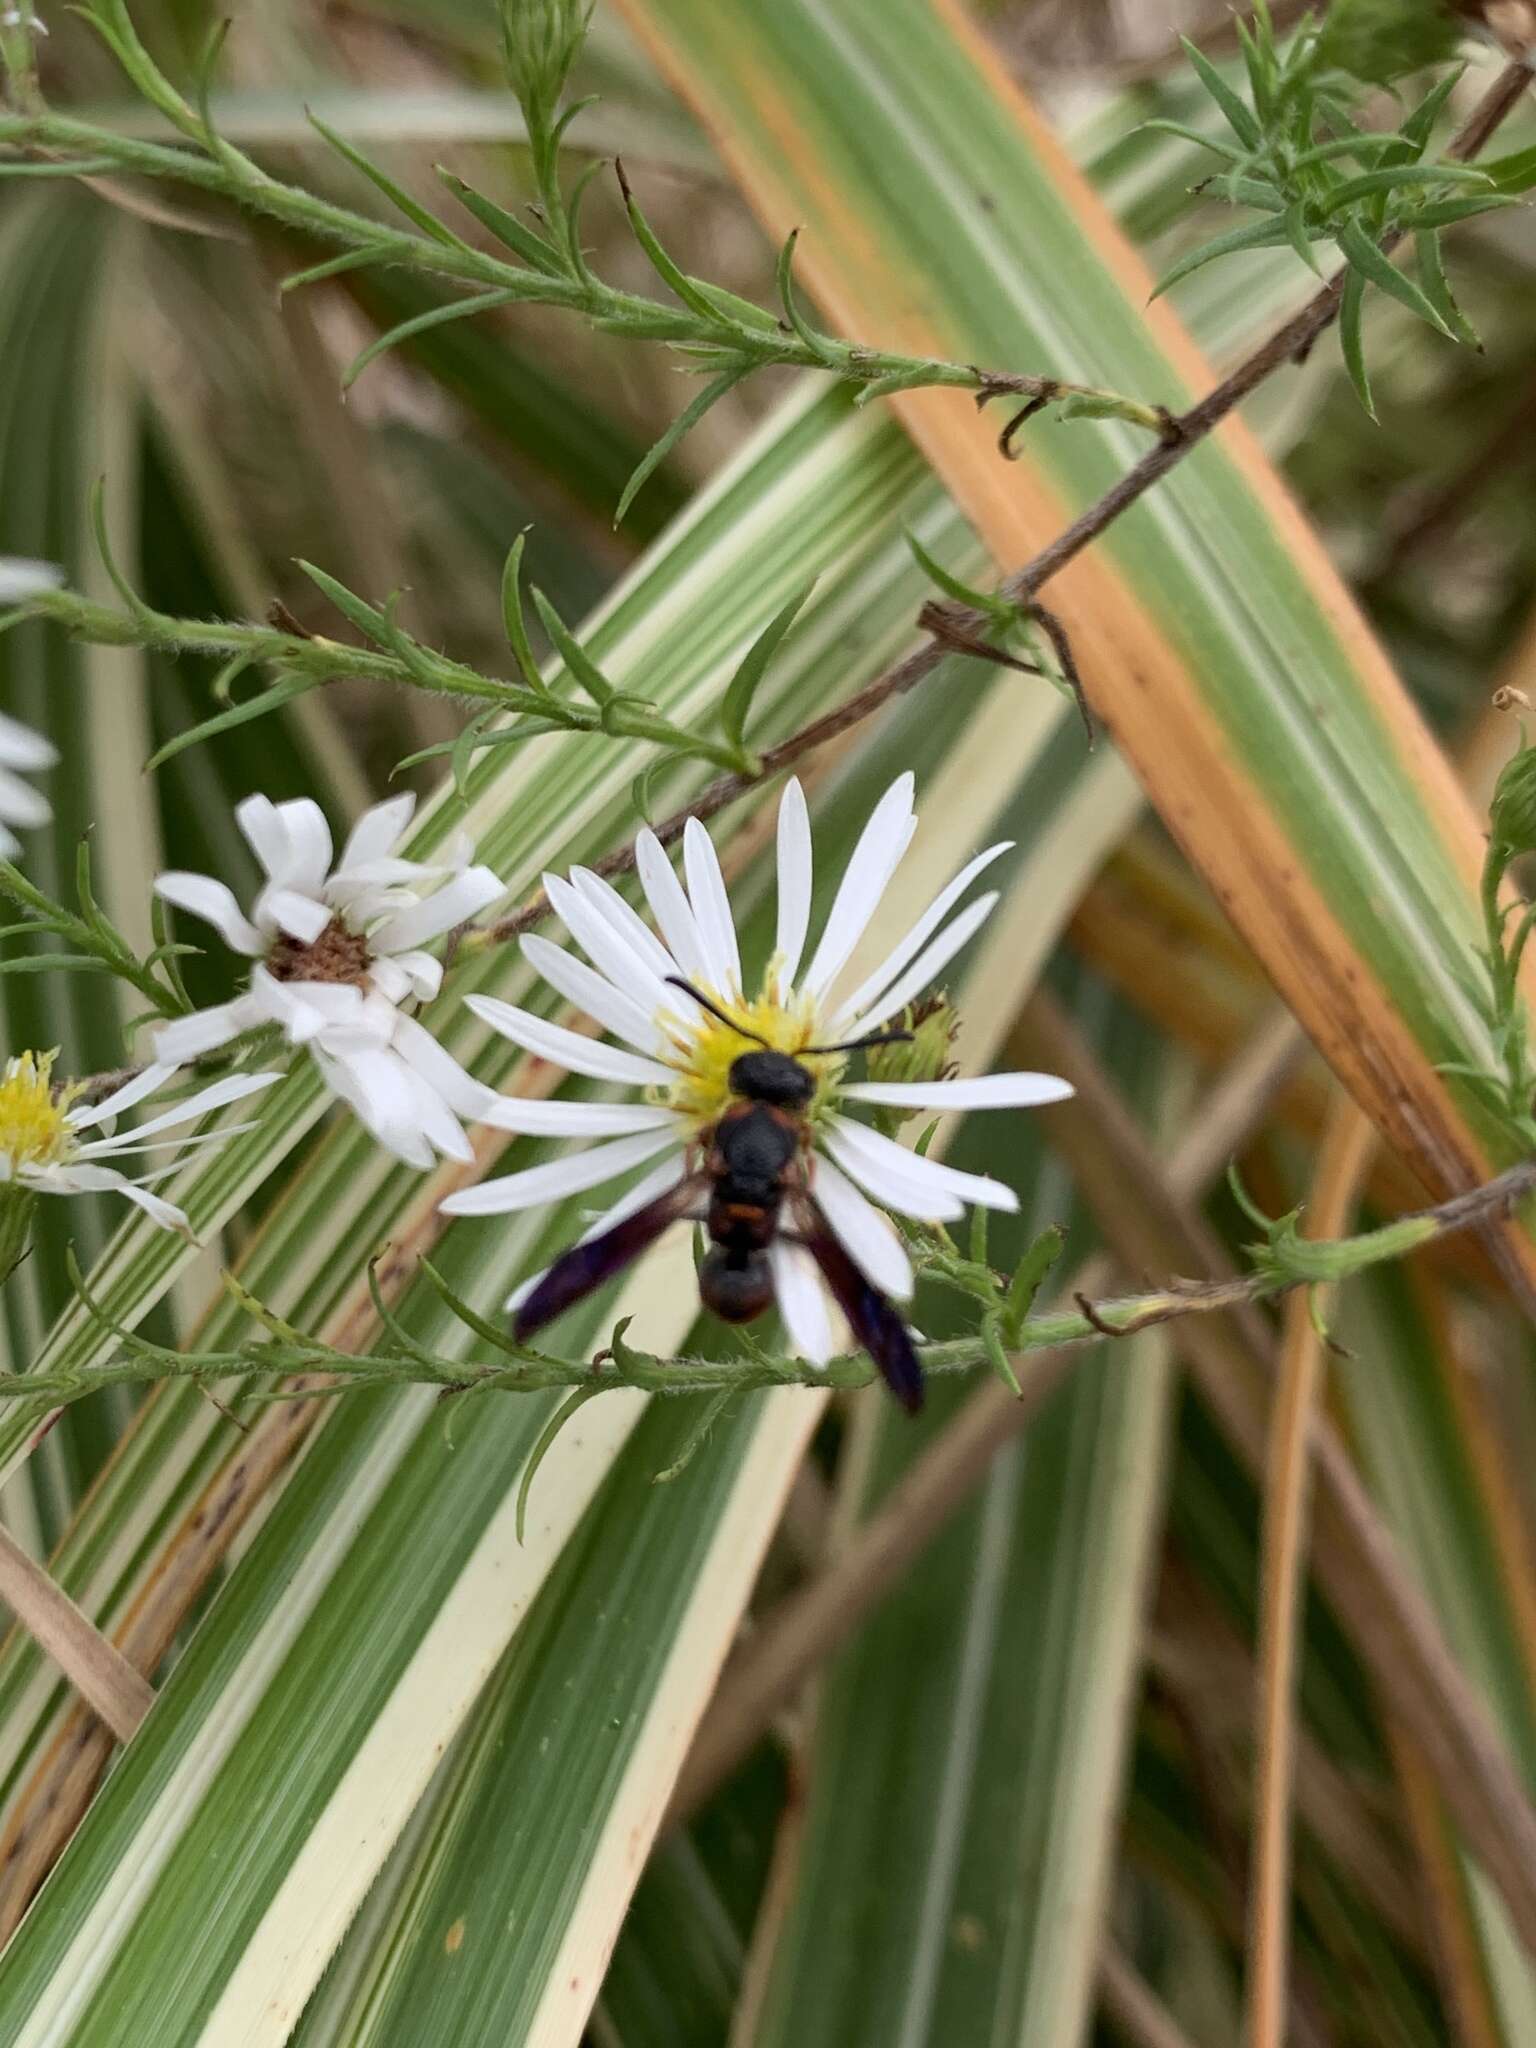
top-left (151, 793), bottom-right (504, 1169)
top-left (0, 1051), bottom-right (279, 1236)
top-left (441, 773), bottom-right (1073, 1378)
top-left (0, 559), bottom-right (64, 860)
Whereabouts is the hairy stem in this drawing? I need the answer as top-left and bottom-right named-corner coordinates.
top-left (27, 1151), bottom-right (1536, 1414)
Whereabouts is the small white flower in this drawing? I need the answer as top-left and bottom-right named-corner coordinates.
top-left (0, 560), bottom-right (64, 859)
top-left (441, 773), bottom-right (1073, 1363)
top-left (0, 1051), bottom-right (279, 1235)
top-left (152, 793), bottom-right (504, 1169)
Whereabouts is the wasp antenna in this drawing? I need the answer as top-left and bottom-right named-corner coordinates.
top-left (800, 1026), bottom-right (915, 1057)
top-left (664, 975), bottom-right (771, 1045)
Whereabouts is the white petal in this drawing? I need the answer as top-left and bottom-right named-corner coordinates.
top-left (313, 987), bottom-right (406, 1055)
top-left (314, 1047), bottom-right (436, 1169)
top-left (504, 1152), bottom-right (688, 1312)
top-left (824, 1115), bottom-right (1018, 1215)
top-left (406, 1090), bottom-right (476, 1166)
top-left (339, 792), bottom-right (415, 874)
top-left (521, 933), bottom-right (666, 1056)
top-left (262, 888), bottom-right (332, 945)
top-left (839, 893), bottom-right (999, 1039)
top-left (774, 777), bottom-right (813, 996)
top-left (272, 798), bottom-right (334, 894)
top-left (480, 1098), bottom-right (679, 1138)
top-left (842, 1072), bottom-right (1074, 1111)
top-left (77, 1070), bottom-right (281, 1148)
top-left (368, 956), bottom-right (414, 1004)
top-left (635, 828), bottom-right (712, 985)
top-left (545, 873), bottom-right (670, 1009)
top-left (386, 950), bottom-right (443, 1002)
top-left (466, 995), bottom-right (673, 1088)
top-left (235, 794), bottom-right (296, 881)
top-left (249, 968), bottom-right (352, 1045)
top-left (809, 1154), bottom-right (913, 1300)
top-left (569, 867), bottom-right (681, 986)
top-left (371, 865), bottom-right (503, 953)
top-left (829, 841), bottom-right (1013, 1033)
top-left (439, 1127), bottom-right (677, 1217)
top-left (154, 872), bottom-right (264, 956)
top-left (84, 1123), bottom-right (265, 1159)
top-left (769, 1240), bottom-right (835, 1366)
top-left (801, 773), bottom-right (915, 999)
top-left (0, 766), bottom-right (51, 829)
top-left (65, 1062), bottom-right (180, 1130)
top-left (380, 1044), bottom-right (477, 1164)
top-left (0, 557), bottom-right (63, 605)
top-left (37, 1163), bottom-right (191, 1234)
top-left (0, 710), bottom-right (58, 771)
top-left (0, 822), bottom-right (18, 859)
top-left (152, 996), bottom-right (265, 1064)
top-left (683, 817), bottom-right (741, 993)
top-left (389, 1011), bottom-right (499, 1120)
top-left (817, 1121), bottom-right (965, 1222)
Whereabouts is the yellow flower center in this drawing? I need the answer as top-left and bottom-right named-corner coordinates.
top-left (0, 1052), bottom-right (78, 1171)
top-left (660, 972), bottom-right (843, 1133)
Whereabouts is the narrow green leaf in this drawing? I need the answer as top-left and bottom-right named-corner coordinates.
top-left (517, 1387), bottom-right (608, 1543)
top-left (1338, 216), bottom-right (1457, 338)
top-left (617, 158), bottom-right (733, 327)
top-left (1180, 36), bottom-right (1264, 149)
top-left (1282, 199), bottom-right (1323, 275)
top-left (280, 240), bottom-right (416, 295)
top-left (1481, 141), bottom-right (1536, 194)
top-left (435, 167), bottom-right (568, 276)
top-left (531, 587), bottom-right (616, 707)
top-left (306, 109), bottom-right (470, 250)
top-left (776, 227), bottom-right (837, 364)
top-left (1323, 163), bottom-right (1494, 211)
top-left (1413, 228), bottom-right (1479, 351)
top-left (1399, 65), bottom-right (1465, 157)
top-left (650, 1388), bottom-right (737, 1484)
top-left (905, 528), bottom-right (1009, 619)
top-left (1404, 193), bottom-right (1520, 229)
top-left (718, 580), bottom-right (815, 753)
top-left (1150, 214), bottom-right (1294, 298)
top-left (0, 954), bottom-right (116, 978)
top-left (498, 532), bottom-right (546, 694)
top-left (1138, 118), bottom-right (1246, 163)
top-left (341, 289), bottom-right (520, 391)
top-left (294, 561), bottom-right (390, 643)
top-left (1005, 1222), bottom-right (1066, 1342)
top-left (143, 674), bottom-right (321, 771)
top-left (614, 365), bottom-right (749, 527)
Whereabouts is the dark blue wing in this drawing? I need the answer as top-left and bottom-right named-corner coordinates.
top-left (793, 1195), bottom-right (924, 1414)
top-left (514, 1173), bottom-right (705, 1342)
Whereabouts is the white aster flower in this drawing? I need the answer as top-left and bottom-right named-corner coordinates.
top-left (0, 559), bottom-right (64, 859)
top-left (151, 793), bottom-right (504, 1169)
top-left (441, 772), bottom-right (1073, 1364)
top-left (0, 1051), bottom-right (279, 1235)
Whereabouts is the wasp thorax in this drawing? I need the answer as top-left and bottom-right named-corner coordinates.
top-left (266, 918), bottom-right (373, 987)
top-left (728, 1048), bottom-right (816, 1109)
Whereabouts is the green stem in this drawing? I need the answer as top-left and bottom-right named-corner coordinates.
top-left (31, 1153), bottom-right (1535, 1417)
top-left (10, 587), bottom-right (739, 772)
top-left (0, 111), bottom-right (1168, 435)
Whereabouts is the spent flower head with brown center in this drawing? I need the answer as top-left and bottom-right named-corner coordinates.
top-left (152, 793), bottom-right (504, 1168)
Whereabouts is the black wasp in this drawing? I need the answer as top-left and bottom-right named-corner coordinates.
top-left (513, 977), bottom-right (927, 1412)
